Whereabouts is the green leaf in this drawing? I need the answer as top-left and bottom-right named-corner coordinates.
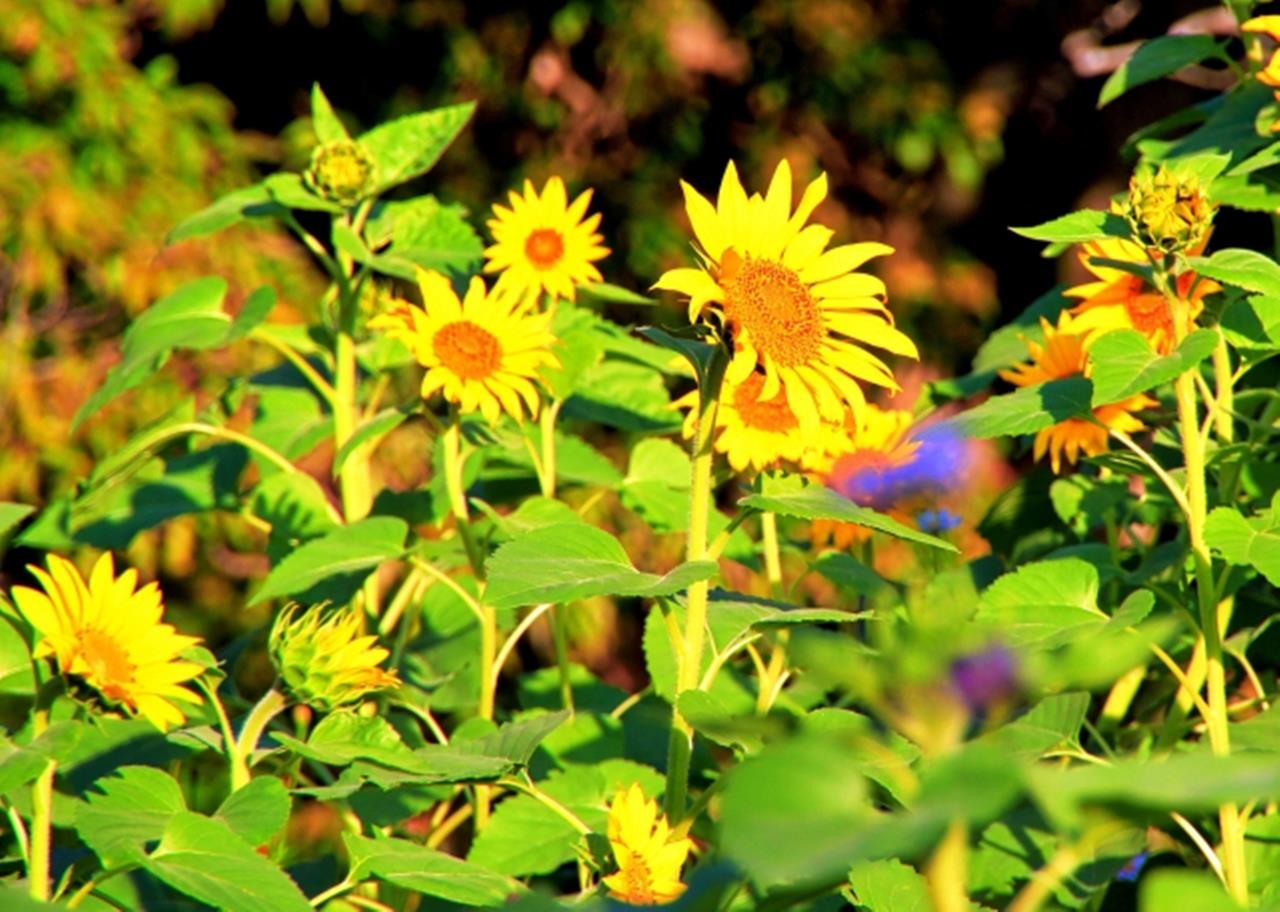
top-left (364, 196), bottom-right (483, 278)
top-left (0, 614), bottom-right (33, 695)
top-left (251, 516), bottom-right (409, 605)
top-left (847, 859), bottom-right (932, 911)
top-left (215, 776), bottom-right (290, 846)
top-left (74, 277), bottom-right (231, 429)
top-left (1221, 295), bottom-right (1280, 350)
top-left (563, 359), bottom-right (680, 433)
top-left (0, 502), bottom-right (34, 540)
top-left (976, 693), bottom-right (1089, 759)
top-left (0, 722), bottom-right (84, 794)
top-left (484, 523), bottom-right (719, 611)
top-left (1099, 35), bottom-right (1223, 108)
top-left (228, 286), bottom-right (277, 341)
top-left (974, 558), bottom-right (1104, 648)
top-left (1010, 210), bottom-right (1130, 244)
top-left (145, 811), bottom-right (311, 912)
top-left (332, 407), bottom-right (410, 477)
top-left (620, 438), bottom-right (691, 531)
top-left (579, 281), bottom-right (656, 306)
top-left (76, 766), bottom-right (186, 867)
top-left (952, 376), bottom-right (1093, 439)
top-left (676, 690), bottom-right (771, 753)
top-left (344, 832), bottom-right (525, 905)
top-left (1138, 870), bottom-right (1238, 912)
top-left (166, 183), bottom-right (283, 244)
top-left (263, 173), bottom-right (344, 212)
top-left (1088, 328), bottom-right (1216, 406)
top-left (450, 711), bottom-right (570, 767)
top-left (810, 551), bottom-right (895, 599)
top-left (1205, 495), bottom-right (1280, 587)
top-left (359, 102), bottom-right (475, 195)
top-left (249, 471), bottom-right (340, 561)
top-left (1189, 248), bottom-right (1280, 298)
top-left (310, 82), bottom-right (348, 143)
top-left (740, 476), bottom-right (957, 552)
top-left (635, 325), bottom-right (727, 395)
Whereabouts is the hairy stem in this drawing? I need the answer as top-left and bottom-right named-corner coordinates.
top-left (231, 688), bottom-right (288, 792)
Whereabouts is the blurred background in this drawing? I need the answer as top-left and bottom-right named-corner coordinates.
top-left (0, 0), bottom-right (1233, 652)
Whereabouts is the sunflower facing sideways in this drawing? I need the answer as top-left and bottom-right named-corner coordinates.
top-left (484, 176), bottom-right (610, 303)
top-left (371, 269), bottom-right (559, 425)
top-left (655, 160), bottom-right (917, 432)
top-left (1065, 235), bottom-right (1219, 354)
top-left (999, 314), bottom-right (1156, 474)
top-left (674, 371), bottom-right (806, 473)
top-left (10, 553), bottom-right (205, 731)
top-left (601, 783), bottom-right (693, 905)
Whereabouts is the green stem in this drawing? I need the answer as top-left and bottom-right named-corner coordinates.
top-left (195, 677), bottom-right (243, 791)
top-left (441, 421), bottom-right (485, 578)
top-left (498, 775), bottom-right (592, 835)
top-left (537, 400), bottom-right (574, 714)
top-left (756, 512), bottom-right (790, 714)
top-left (924, 819), bottom-right (969, 912)
top-left (248, 329), bottom-right (337, 408)
top-left (231, 688), bottom-right (288, 792)
top-left (28, 757), bottom-right (53, 902)
top-left (333, 330), bottom-right (372, 524)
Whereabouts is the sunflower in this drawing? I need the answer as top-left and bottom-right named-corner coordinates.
top-left (269, 604), bottom-right (399, 711)
top-left (655, 160), bottom-right (918, 432)
top-left (1065, 236), bottom-right (1218, 354)
top-left (370, 269), bottom-right (559, 425)
top-left (10, 554), bottom-right (204, 731)
top-left (675, 371), bottom-right (806, 473)
top-left (600, 783), bottom-right (692, 905)
top-left (1243, 17), bottom-right (1280, 88)
top-left (484, 176), bottom-right (610, 303)
top-left (999, 315), bottom-right (1156, 473)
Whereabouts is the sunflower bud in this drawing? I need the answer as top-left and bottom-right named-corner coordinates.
top-left (304, 140), bottom-right (375, 206)
top-left (1123, 164), bottom-right (1215, 256)
top-left (268, 604), bottom-right (399, 711)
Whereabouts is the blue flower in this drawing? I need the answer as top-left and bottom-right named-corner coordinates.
top-left (917, 508), bottom-right (961, 532)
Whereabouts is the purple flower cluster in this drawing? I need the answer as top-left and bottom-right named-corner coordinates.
top-left (949, 645), bottom-right (1019, 711)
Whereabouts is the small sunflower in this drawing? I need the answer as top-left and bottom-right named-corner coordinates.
top-left (655, 160), bottom-right (918, 432)
top-left (370, 269), bottom-right (559, 425)
top-left (1242, 17), bottom-right (1280, 88)
top-left (484, 176), bottom-right (610, 303)
top-left (600, 783), bottom-right (692, 905)
top-left (1066, 236), bottom-right (1217, 355)
top-left (269, 604), bottom-right (399, 711)
top-left (10, 554), bottom-right (204, 731)
top-left (999, 315), bottom-right (1156, 474)
top-left (675, 371), bottom-right (805, 473)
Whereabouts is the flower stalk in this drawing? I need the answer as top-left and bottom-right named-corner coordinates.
top-left (231, 688), bottom-right (287, 792)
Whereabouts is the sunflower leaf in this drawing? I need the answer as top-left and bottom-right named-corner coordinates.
top-left (1088, 328), bottom-right (1217, 406)
top-left (1010, 210), bottom-right (1131, 245)
top-left (1187, 248), bottom-right (1280, 298)
top-left (1098, 35), bottom-right (1223, 108)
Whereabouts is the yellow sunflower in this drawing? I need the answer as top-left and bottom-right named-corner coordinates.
top-left (601, 783), bottom-right (693, 905)
top-left (484, 176), bottom-right (610, 303)
top-left (999, 315), bottom-right (1156, 474)
top-left (370, 269), bottom-right (559, 425)
top-left (675, 371), bottom-right (806, 473)
top-left (269, 604), bottom-right (399, 711)
top-left (1066, 237), bottom-right (1219, 355)
top-left (10, 553), bottom-right (204, 731)
top-left (655, 159), bottom-right (918, 432)
top-left (1244, 17), bottom-right (1280, 88)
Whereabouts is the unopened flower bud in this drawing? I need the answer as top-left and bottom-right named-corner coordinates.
top-left (1124, 164), bottom-right (1215, 256)
top-left (304, 140), bottom-right (375, 206)
top-left (269, 604), bottom-right (399, 711)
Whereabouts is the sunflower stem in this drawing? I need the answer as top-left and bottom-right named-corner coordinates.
top-left (442, 421), bottom-right (485, 579)
top-left (231, 687), bottom-right (287, 792)
top-left (538, 399), bottom-right (575, 715)
top-left (756, 512), bottom-right (790, 715)
top-left (924, 819), bottom-right (969, 912)
top-left (28, 750), bottom-right (53, 902)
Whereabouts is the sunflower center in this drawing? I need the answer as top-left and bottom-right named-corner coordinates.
top-left (615, 850), bottom-right (657, 905)
top-left (1125, 290), bottom-right (1174, 340)
top-left (77, 629), bottom-right (135, 700)
top-left (732, 373), bottom-right (798, 433)
top-left (524, 228), bottom-right (565, 270)
top-left (720, 254), bottom-right (823, 368)
top-left (433, 320), bottom-right (503, 380)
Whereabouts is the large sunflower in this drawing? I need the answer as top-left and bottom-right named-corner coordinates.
top-left (371, 269), bottom-right (559, 425)
top-left (655, 160), bottom-right (918, 431)
top-left (999, 315), bottom-right (1156, 473)
top-left (10, 553), bottom-right (204, 731)
top-left (1065, 236), bottom-right (1219, 354)
top-left (484, 176), bottom-right (610, 303)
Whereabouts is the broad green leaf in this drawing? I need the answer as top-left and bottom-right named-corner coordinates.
top-left (249, 471), bottom-right (340, 561)
top-left (0, 723), bottom-right (83, 795)
top-left (636, 325), bottom-right (727, 394)
top-left (76, 766), bottom-right (186, 867)
top-left (0, 885), bottom-right (60, 910)
top-left (228, 285), bottom-right (277, 341)
top-left (953, 375), bottom-right (1093, 440)
top-left (973, 558), bottom-right (1103, 647)
top-left (1098, 35), bottom-right (1222, 108)
top-left (486, 428), bottom-right (624, 488)
top-left (263, 172), bottom-right (344, 212)
top-left (344, 832), bottom-right (525, 905)
top-left (1221, 295), bottom-right (1280, 350)
top-left (0, 613), bottom-right (33, 695)
top-left (74, 277), bottom-right (231, 429)
top-left (1138, 870), bottom-right (1238, 912)
top-left (310, 82), bottom-right (348, 143)
top-left (250, 381), bottom-right (332, 461)
top-left (1010, 210), bottom-right (1130, 244)
top-left (1088, 328), bottom-right (1216, 405)
top-left (563, 359), bottom-right (680, 433)
top-left (476, 496), bottom-right (585, 540)
top-left (450, 711), bottom-right (569, 766)
top-left (359, 102), bottom-right (475, 195)
top-left (0, 502), bottom-right (34, 540)
top-left (676, 690), bottom-right (772, 753)
top-left (1205, 495), bottom-right (1280, 587)
top-left (145, 812), bottom-right (311, 912)
top-left (251, 516), bottom-right (409, 604)
top-left (847, 859), bottom-right (932, 911)
top-left (741, 477), bottom-right (957, 552)
top-left (810, 551), bottom-right (895, 598)
top-left (976, 693), bottom-right (1089, 759)
top-left (1245, 814), bottom-right (1280, 902)
top-left (1139, 83), bottom-right (1273, 163)
top-left (215, 776), bottom-right (290, 846)
top-left (364, 196), bottom-right (483, 277)
top-left (620, 438), bottom-right (691, 531)
top-left (1189, 248), bottom-right (1280, 298)
top-left (332, 407), bottom-right (410, 477)
top-left (484, 523), bottom-right (719, 611)
top-left (1209, 170), bottom-right (1280, 211)
top-left (166, 183), bottom-right (282, 244)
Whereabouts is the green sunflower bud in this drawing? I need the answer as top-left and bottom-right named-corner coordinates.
top-left (1123, 163), bottom-right (1215, 256)
top-left (268, 604), bottom-right (399, 711)
top-left (304, 140), bottom-right (375, 206)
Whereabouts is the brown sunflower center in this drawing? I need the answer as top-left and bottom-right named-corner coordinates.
top-left (433, 320), bottom-right (503, 380)
top-left (614, 850), bottom-right (656, 905)
top-left (524, 228), bottom-right (565, 270)
top-left (732, 372), bottom-right (798, 433)
top-left (1125, 290), bottom-right (1174, 342)
top-left (720, 253), bottom-right (823, 368)
top-left (77, 629), bottom-right (135, 701)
